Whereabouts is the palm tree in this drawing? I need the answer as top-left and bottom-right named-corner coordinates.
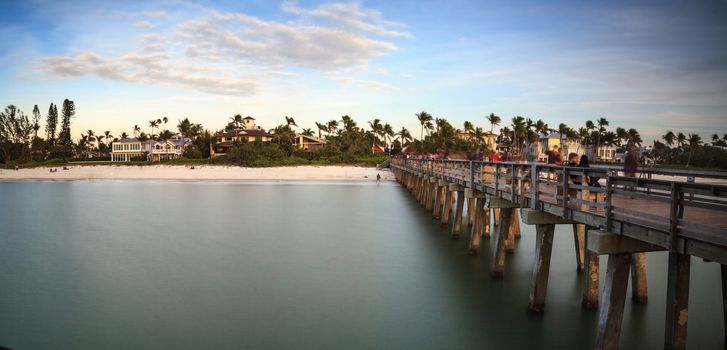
top-left (326, 120), bottom-right (339, 136)
top-left (510, 116), bottom-right (527, 154)
top-left (315, 122), bottom-right (327, 139)
top-left (229, 114), bottom-right (243, 128)
top-left (162, 116), bottom-right (168, 127)
top-left (301, 128), bottom-right (314, 137)
top-left (424, 121), bottom-right (434, 136)
top-left (415, 111), bottom-right (433, 140)
top-left (340, 115), bottom-right (357, 133)
top-left (486, 113), bottom-right (501, 133)
top-left (463, 121), bottom-right (474, 133)
top-left (396, 127), bottom-right (412, 147)
top-left (662, 131), bottom-right (676, 147)
top-left (626, 128), bottom-right (642, 145)
top-left (383, 123), bottom-right (394, 150)
top-left (149, 120), bottom-right (158, 138)
top-left (368, 119), bottom-right (383, 146)
top-left (711, 134), bottom-right (719, 145)
top-left (104, 130), bottom-right (113, 143)
top-left (594, 117), bottom-right (609, 157)
top-left (686, 133), bottom-right (702, 167)
top-left (676, 132), bottom-right (687, 150)
top-left (86, 130), bottom-right (96, 150)
top-left (285, 116), bottom-right (297, 128)
top-left (120, 132), bottom-right (128, 139)
top-left (133, 125), bottom-right (141, 137)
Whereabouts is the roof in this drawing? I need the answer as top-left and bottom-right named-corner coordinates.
top-left (216, 128), bottom-right (272, 137)
top-left (298, 134), bottom-right (326, 144)
top-left (243, 116), bottom-right (255, 120)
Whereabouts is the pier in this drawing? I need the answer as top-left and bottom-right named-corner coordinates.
top-left (390, 158), bottom-right (727, 349)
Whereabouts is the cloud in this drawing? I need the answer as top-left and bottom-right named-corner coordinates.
top-left (399, 73), bottom-right (413, 78)
top-left (281, 1), bottom-right (413, 38)
top-left (327, 74), bottom-right (398, 91)
top-left (133, 21), bottom-right (155, 29)
top-left (40, 51), bottom-right (261, 96)
top-left (178, 11), bottom-right (398, 70)
top-left (36, 2), bottom-right (404, 96)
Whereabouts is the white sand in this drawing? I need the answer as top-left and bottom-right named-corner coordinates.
top-left (0, 165), bottom-right (395, 181)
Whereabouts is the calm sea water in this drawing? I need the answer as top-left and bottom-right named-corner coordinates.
top-left (0, 180), bottom-right (723, 349)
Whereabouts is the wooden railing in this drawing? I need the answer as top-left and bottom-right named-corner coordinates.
top-left (391, 158), bottom-right (727, 260)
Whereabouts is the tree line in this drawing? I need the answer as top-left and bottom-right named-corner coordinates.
top-left (2, 103), bottom-right (724, 169)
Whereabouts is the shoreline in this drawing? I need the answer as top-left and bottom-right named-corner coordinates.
top-left (0, 165), bottom-right (395, 181)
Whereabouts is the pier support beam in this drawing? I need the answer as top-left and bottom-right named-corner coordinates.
top-left (482, 207), bottom-right (491, 239)
top-left (631, 252), bottom-right (649, 304)
top-left (595, 253), bottom-right (632, 350)
top-left (467, 198), bottom-right (476, 226)
top-left (583, 240), bottom-right (600, 309)
top-left (467, 191), bottom-right (486, 255)
top-left (528, 223), bottom-right (555, 313)
top-left (491, 207), bottom-right (514, 278)
top-left (452, 187), bottom-right (465, 239)
top-left (573, 224), bottom-right (586, 272)
top-left (664, 252), bottom-right (690, 350)
top-left (441, 185), bottom-right (456, 227)
top-left (506, 210), bottom-right (519, 253)
top-left (433, 180), bottom-right (446, 219)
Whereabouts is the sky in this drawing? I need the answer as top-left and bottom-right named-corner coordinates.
top-left (0, 0), bottom-right (726, 143)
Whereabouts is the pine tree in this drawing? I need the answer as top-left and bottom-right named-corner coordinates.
top-left (59, 99), bottom-right (75, 146)
top-left (31, 104), bottom-right (41, 139)
top-left (45, 103), bottom-right (58, 145)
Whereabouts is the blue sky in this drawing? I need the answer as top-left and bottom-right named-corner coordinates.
top-left (0, 0), bottom-right (725, 142)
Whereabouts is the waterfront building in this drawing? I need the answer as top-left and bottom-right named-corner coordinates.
top-left (111, 138), bottom-right (154, 162)
top-left (111, 136), bottom-right (192, 162)
top-left (294, 134), bottom-right (326, 151)
top-left (456, 130), bottom-right (498, 152)
top-left (210, 116), bottom-right (273, 158)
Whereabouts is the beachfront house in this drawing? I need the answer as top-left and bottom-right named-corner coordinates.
top-left (147, 136), bottom-right (193, 162)
top-left (111, 136), bottom-right (192, 162)
top-left (294, 134), bottom-right (326, 151)
top-left (111, 138), bottom-right (154, 162)
top-left (456, 130), bottom-right (498, 152)
top-left (210, 116), bottom-right (273, 158)
top-left (372, 144), bottom-right (386, 154)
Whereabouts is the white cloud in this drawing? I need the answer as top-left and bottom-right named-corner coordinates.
top-left (133, 21), bottom-right (155, 29)
top-left (40, 51), bottom-right (261, 96)
top-left (37, 2), bottom-right (404, 96)
top-left (327, 74), bottom-right (398, 91)
top-left (177, 12), bottom-right (398, 70)
top-left (281, 1), bottom-right (413, 39)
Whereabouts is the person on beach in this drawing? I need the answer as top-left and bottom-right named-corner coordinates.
top-left (376, 173), bottom-right (381, 183)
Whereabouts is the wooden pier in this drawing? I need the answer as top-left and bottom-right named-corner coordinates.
top-left (390, 158), bottom-right (727, 349)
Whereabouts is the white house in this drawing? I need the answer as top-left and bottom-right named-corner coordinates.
top-left (111, 138), bottom-right (154, 162)
top-left (111, 136), bottom-right (192, 162)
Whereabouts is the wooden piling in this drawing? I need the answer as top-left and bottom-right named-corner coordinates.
top-left (493, 208), bottom-right (500, 230)
top-left (582, 232), bottom-right (600, 309)
top-left (528, 223), bottom-right (556, 313)
top-left (595, 253), bottom-right (632, 350)
top-left (482, 207), bottom-right (491, 239)
top-left (452, 189), bottom-right (465, 239)
top-left (631, 252), bottom-right (648, 303)
top-left (664, 252), bottom-right (690, 350)
top-left (491, 208), bottom-right (513, 278)
top-left (433, 182), bottom-right (445, 219)
top-left (468, 196), bottom-right (485, 255)
top-left (573, 224), bottom-right (586, 272)
top-left (441, 187), bottom-right (454, 227)
top-left (506, 210), bottom-right (518, 253)
top-left (468, 197), bottom-right (476, 227)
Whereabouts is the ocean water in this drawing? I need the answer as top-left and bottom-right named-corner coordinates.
top-left (0, 180), bottom-right (723, 349)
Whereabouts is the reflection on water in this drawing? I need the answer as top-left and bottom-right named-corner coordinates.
top-left (0, 181), bottom-right (723, 349)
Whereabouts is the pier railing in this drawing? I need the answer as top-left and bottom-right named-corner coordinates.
top-left (392, 158), bottom-right (727, 263)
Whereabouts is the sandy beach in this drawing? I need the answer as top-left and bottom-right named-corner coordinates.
top-left (0, 165), bottom-right (395, 181)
